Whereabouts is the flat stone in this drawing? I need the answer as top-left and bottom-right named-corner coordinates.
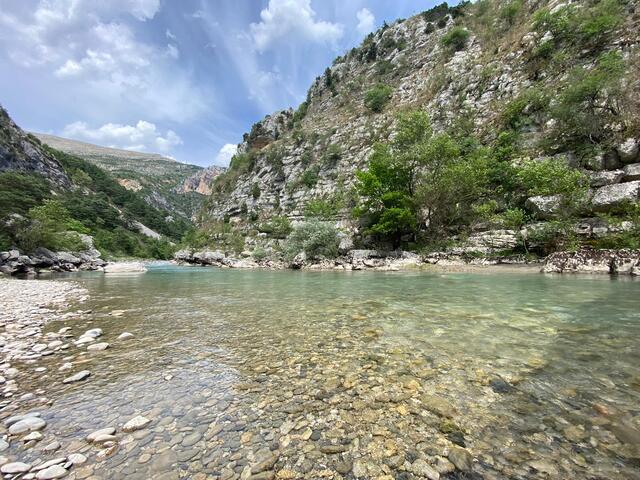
top-left (32, 459), bottom-right (67, 472)
top-left (67, 454), bottom-right (87, 465)
top-left (623, 163), bottom-right (640, 181)
top-left (9, 416), bottom-right (47, 434)
top-left (62, 370), bottom-right (91, 383)
top-left (35, 464), bottom-right (68, 479)
top-left (182, 432), bottom-right (202, 447)
top-left (5, 412), bottom-right (41, 426)
top-left (86, 427), bottom-right (116, 442)
top-left (1, 462), bottom-right (32, 474)
top-left (117, 332), bottom-right (135, 340)
top-left (86, 342), bottom-right (109, 351)
top-left (23, 431), bottom-right (43, 442)
top-left (123, 415), bottom-right (151, 432)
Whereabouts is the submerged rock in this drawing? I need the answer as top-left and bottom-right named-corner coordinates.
top-left (123, 415), bottom-right (151, 432)
top-left (62, 370), bottom-right (91, 384)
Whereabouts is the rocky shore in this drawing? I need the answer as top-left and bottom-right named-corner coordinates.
top-left (0, 279), bottom-right (145, 478)
top-left (175, 247), bottom-right (640, 276)
top-left (0, 248), bottom-right (147, 277)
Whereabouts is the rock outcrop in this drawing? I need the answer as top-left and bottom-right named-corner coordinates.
top-left (543, 249), bottom-right (640, 275)
top-left (179, 165), bottom-right (226, 195)
top-left (0, 106), bottom-right (71, 188)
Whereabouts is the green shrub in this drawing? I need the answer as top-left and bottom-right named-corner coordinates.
top-left (502, 88), bottom-right (549, 129)
top-left (321, 144), bottom-right (342, 168)
top-left (257, 216), bottom-right (292, 239)
top-left (0, 172), bottom-right (51, 216)
top-left (441, 27), bottom-right (470, 51)
top-left (300, 167), bottom-right (319, 188)
top-left (364, 84), bottom-right (393, 113)
top-left (284, 221), bottom-right (340, 261)
top-left (550, 51), bottom-right (625, 148)
top-left (424, 23), bottom-right (435, 35)
top-left (500, 0), bottom-right (523, 25)
top-left (252, 246), bottom-right (268, 261)
top-left (305, 195), bottom-right (343, 219)
top-left (251, 183), bottom-right (260, 199)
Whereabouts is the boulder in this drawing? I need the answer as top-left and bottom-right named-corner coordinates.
top-left (591, 181), bottom-right (640, 211)
top-left (104, 262), bottom-right (146, 273)
top-left (192, 250), bottom-right (225, 265)
top-left (525, 195), bottom-right (561, 219)
top-left (543, 249), bottom-right (640, 274)
top-left (586, 170), bottom-right (624, 187)
top-left (623, 163), bottom-right (640, 181)
top-left (617, 138), bottom-right (640, 164)
top-left (290, 252), bottom-right (306, 269)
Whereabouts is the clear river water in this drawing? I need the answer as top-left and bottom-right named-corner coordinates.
top-left (10, 265), bottom-right (640, 479)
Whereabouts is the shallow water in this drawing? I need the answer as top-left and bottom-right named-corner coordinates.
top-left (10, 265), bottom-right (640, 479)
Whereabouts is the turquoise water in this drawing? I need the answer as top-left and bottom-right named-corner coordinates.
top-left (13, 266), bottom-right (640, 478)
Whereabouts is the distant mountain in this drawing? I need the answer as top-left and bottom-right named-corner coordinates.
top-left (0, 106), bottom-right (192, 259)
top-left (178, 165), bottom-right (226, 195)
top-left (32, 133), bottom-right (204, 219)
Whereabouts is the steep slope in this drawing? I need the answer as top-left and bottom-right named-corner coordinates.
top-left (0, 108), bottom-right (71, 188)
top-left (32, 132), bottom-right (204, 218)
top-left (195, 0), bottom-right (640, 260)
top-left (0, 107), bottom-right (191, 261)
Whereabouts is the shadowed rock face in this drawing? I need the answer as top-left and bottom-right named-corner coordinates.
top-left (0, 106), bottom-right (71, 188)
top-left (178, 165), bottom-right (226, 195)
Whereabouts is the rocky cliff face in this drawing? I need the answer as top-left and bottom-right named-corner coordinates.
top-left (204, 0), bottom-right (640, 241)
top-left (178, 165), bottom-right (226, 195)
top-left (0, 107), bottom-right (71, 188)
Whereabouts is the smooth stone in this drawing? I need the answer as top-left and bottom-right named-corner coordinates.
top-left (0, 439), bottom-right (8, 451)
top-left (86, 427), bottom-right (116, 442)
top-left (182, 432), bottom-right (202, 447)
top-left (35, 465), bottom-right (68, 479)
top-left (67, 454), bottom-right (87, 465)
top-left (9, 416), bottom-right (47, 434)
top-left (83, 329), bottom-right (102, 338)
top-left (117, 332), bottom-right (135, 340)
top-left (44, 440), bottom-right (61, 452)
top-left (91, 434), bottom-right (117, 443)
top-left (32, 459), bottom-right (67, 472)
top-left (23, 431), bottom-right (43, 442)
top-left (1, 462), bottom-right (32, 474)
top-left (62, 371), bottom-right (91, 383)
top-left (123, 415), bottom-right (151, 432)
top-left (86, 342), bottom-right (109, 351)
top-left (5, 412), bottom-right (41, 426)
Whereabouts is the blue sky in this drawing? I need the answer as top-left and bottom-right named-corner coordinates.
top-left (0, 0), bottom-right (456, 167)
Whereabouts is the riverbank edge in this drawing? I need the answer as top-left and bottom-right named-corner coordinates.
top-left (174, 248), bottom-right (640, 276)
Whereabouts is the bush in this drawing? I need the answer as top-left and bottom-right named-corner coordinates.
top-left (441, 27), bottom-right (470, 51)
top-left (251, 183), bottom-right (260, 199)
top-left (305, 195), bottom-right (343, 219)
top-left (284, 221), bottom-right (340, 261)
top-left (257, 216), bottom-right (292, 239)
top-left (550, 51), bottom-right (625, 149)
top-left (502, 88), bottom-right (549, 129)
top-left (500, 0), bottom-right (523, 24)
top-left (251, 246), bottom-right (267, 262)
top-left (300, 167), bottom-right (319, 188)
top-left (321, 144), bottom-right (342, 168)
top-left (364, 84), bottom-right (393, 113)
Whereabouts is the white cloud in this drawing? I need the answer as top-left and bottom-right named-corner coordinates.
top-left (215, 144), bottom-right (238, 166)
top-left (166, 44), bottom-right (180, 59)
top-left (62, 120), bottom-right (182, 153)
top-left (0, 1), bottom-right (204, 122)
top-left (356, 8), bottom-right (375, 36)
top-left (250, 0), bottom-right (344, 52)
top-left (166, 29), bottom-right (176, 40)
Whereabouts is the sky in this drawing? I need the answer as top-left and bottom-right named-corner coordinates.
top-left (0, 0), bottom-right (456, 167)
